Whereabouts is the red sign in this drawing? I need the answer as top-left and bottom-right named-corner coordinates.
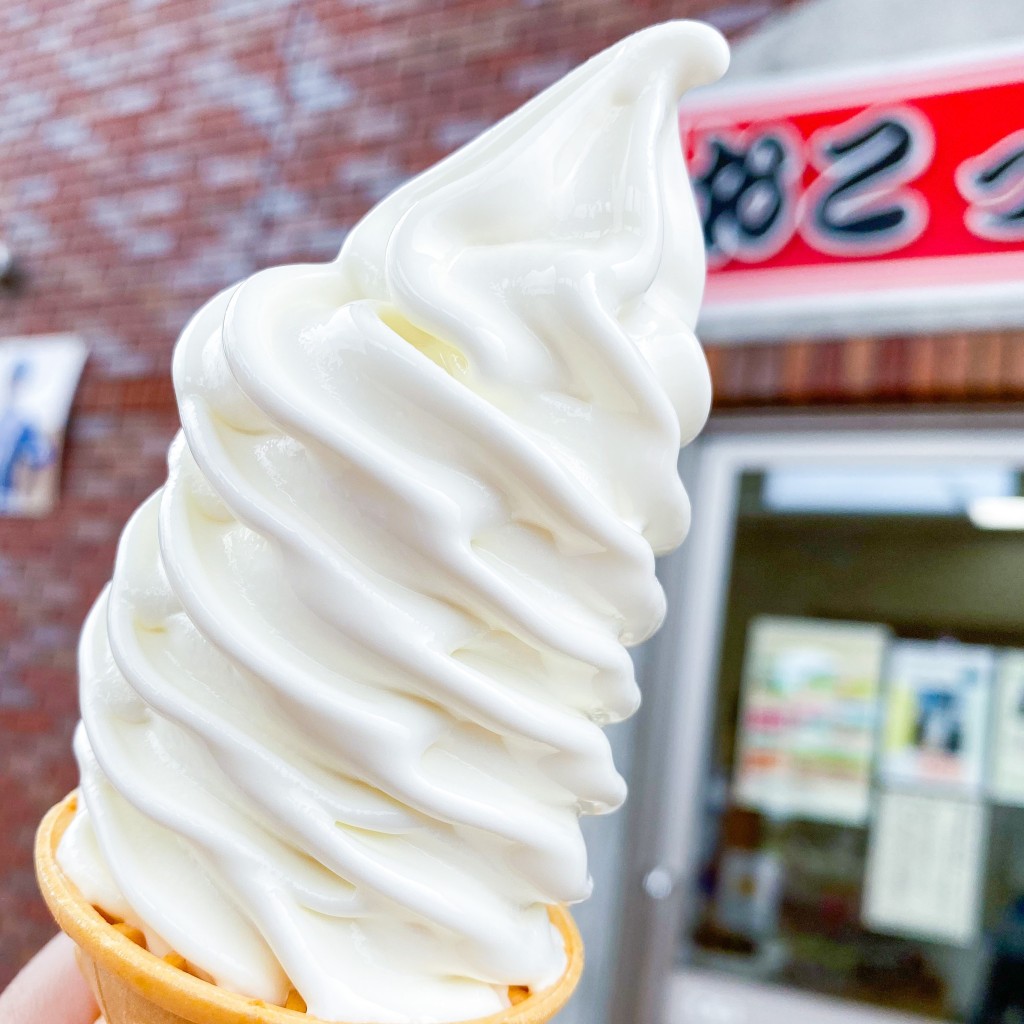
top-left (681, 47), bottom-right (1024, 340)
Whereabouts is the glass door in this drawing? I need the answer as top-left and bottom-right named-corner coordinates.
top-left (613, 414), bottom-right (1024, 1024)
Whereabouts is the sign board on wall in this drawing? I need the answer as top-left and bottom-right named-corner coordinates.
top-left (0, 335), bottom-right (87, 517)
top-left (681, 44), bottom-right (1024, 341)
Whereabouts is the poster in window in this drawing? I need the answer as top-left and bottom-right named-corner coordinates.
top-left (863, 789), bottom-right (986, 946)
top-left (879, 640), bottom-right (993, 793)
top-left (990, 650), bottom-right (1024, 805)
top-left (0, 335), bottom-right (86, 517)
top-left (733, 616), bottom-right (889, 825)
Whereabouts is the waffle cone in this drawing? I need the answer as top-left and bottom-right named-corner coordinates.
top-left (36, 793), bottom-right (583, 1024)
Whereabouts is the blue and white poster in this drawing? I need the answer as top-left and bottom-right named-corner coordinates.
top-left (0, 335), bottom-right (86, 517)
top-left (879, 640), bottom-right (993, 794)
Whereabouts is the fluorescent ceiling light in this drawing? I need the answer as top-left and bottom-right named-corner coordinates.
top-left (763, 466), bottom-right (1015, 515)
top-left (968, 496), bottom-right (1024, 530)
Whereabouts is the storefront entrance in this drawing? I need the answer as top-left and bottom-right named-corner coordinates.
top-left (615, 412), bottom-right (1024, 1024)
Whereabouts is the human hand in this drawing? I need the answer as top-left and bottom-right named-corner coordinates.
top-left (0, 933), bottom-right (99, 1024)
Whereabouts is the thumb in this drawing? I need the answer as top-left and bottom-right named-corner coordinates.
top-left (0, 933), bottom-right (99, 1024)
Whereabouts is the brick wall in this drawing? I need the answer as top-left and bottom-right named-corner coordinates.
top-left (0, 0), bottom-right (801, 985)
top-left (707, 330), bottom-right (1024, 406)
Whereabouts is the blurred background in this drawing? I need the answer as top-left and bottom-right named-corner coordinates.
top-left (4, 1), bottom-right (1024, 1023)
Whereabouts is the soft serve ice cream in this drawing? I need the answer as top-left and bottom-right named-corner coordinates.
top-left (56, 20), bottom-right (728, 1024)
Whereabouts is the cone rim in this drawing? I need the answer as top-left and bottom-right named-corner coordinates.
top-left (35, 792), bottom-right (583, 1024)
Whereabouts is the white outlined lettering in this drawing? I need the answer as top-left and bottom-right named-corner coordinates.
top-left (799, 106), bottom-right (934, 257)
top-left (956, 129), bottom-right (1024, 242)
top-left (690, 124), bottom-right (804, 268)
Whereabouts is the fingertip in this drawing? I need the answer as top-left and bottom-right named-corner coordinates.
top-left (0, 933), bottom-right (98, 1024)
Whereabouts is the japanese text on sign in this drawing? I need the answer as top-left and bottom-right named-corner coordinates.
top-left (680, 48), bottom-right (1024, 337)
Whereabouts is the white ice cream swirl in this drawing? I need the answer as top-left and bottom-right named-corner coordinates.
top-left (58, 21), bottom-right (727, 1023)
